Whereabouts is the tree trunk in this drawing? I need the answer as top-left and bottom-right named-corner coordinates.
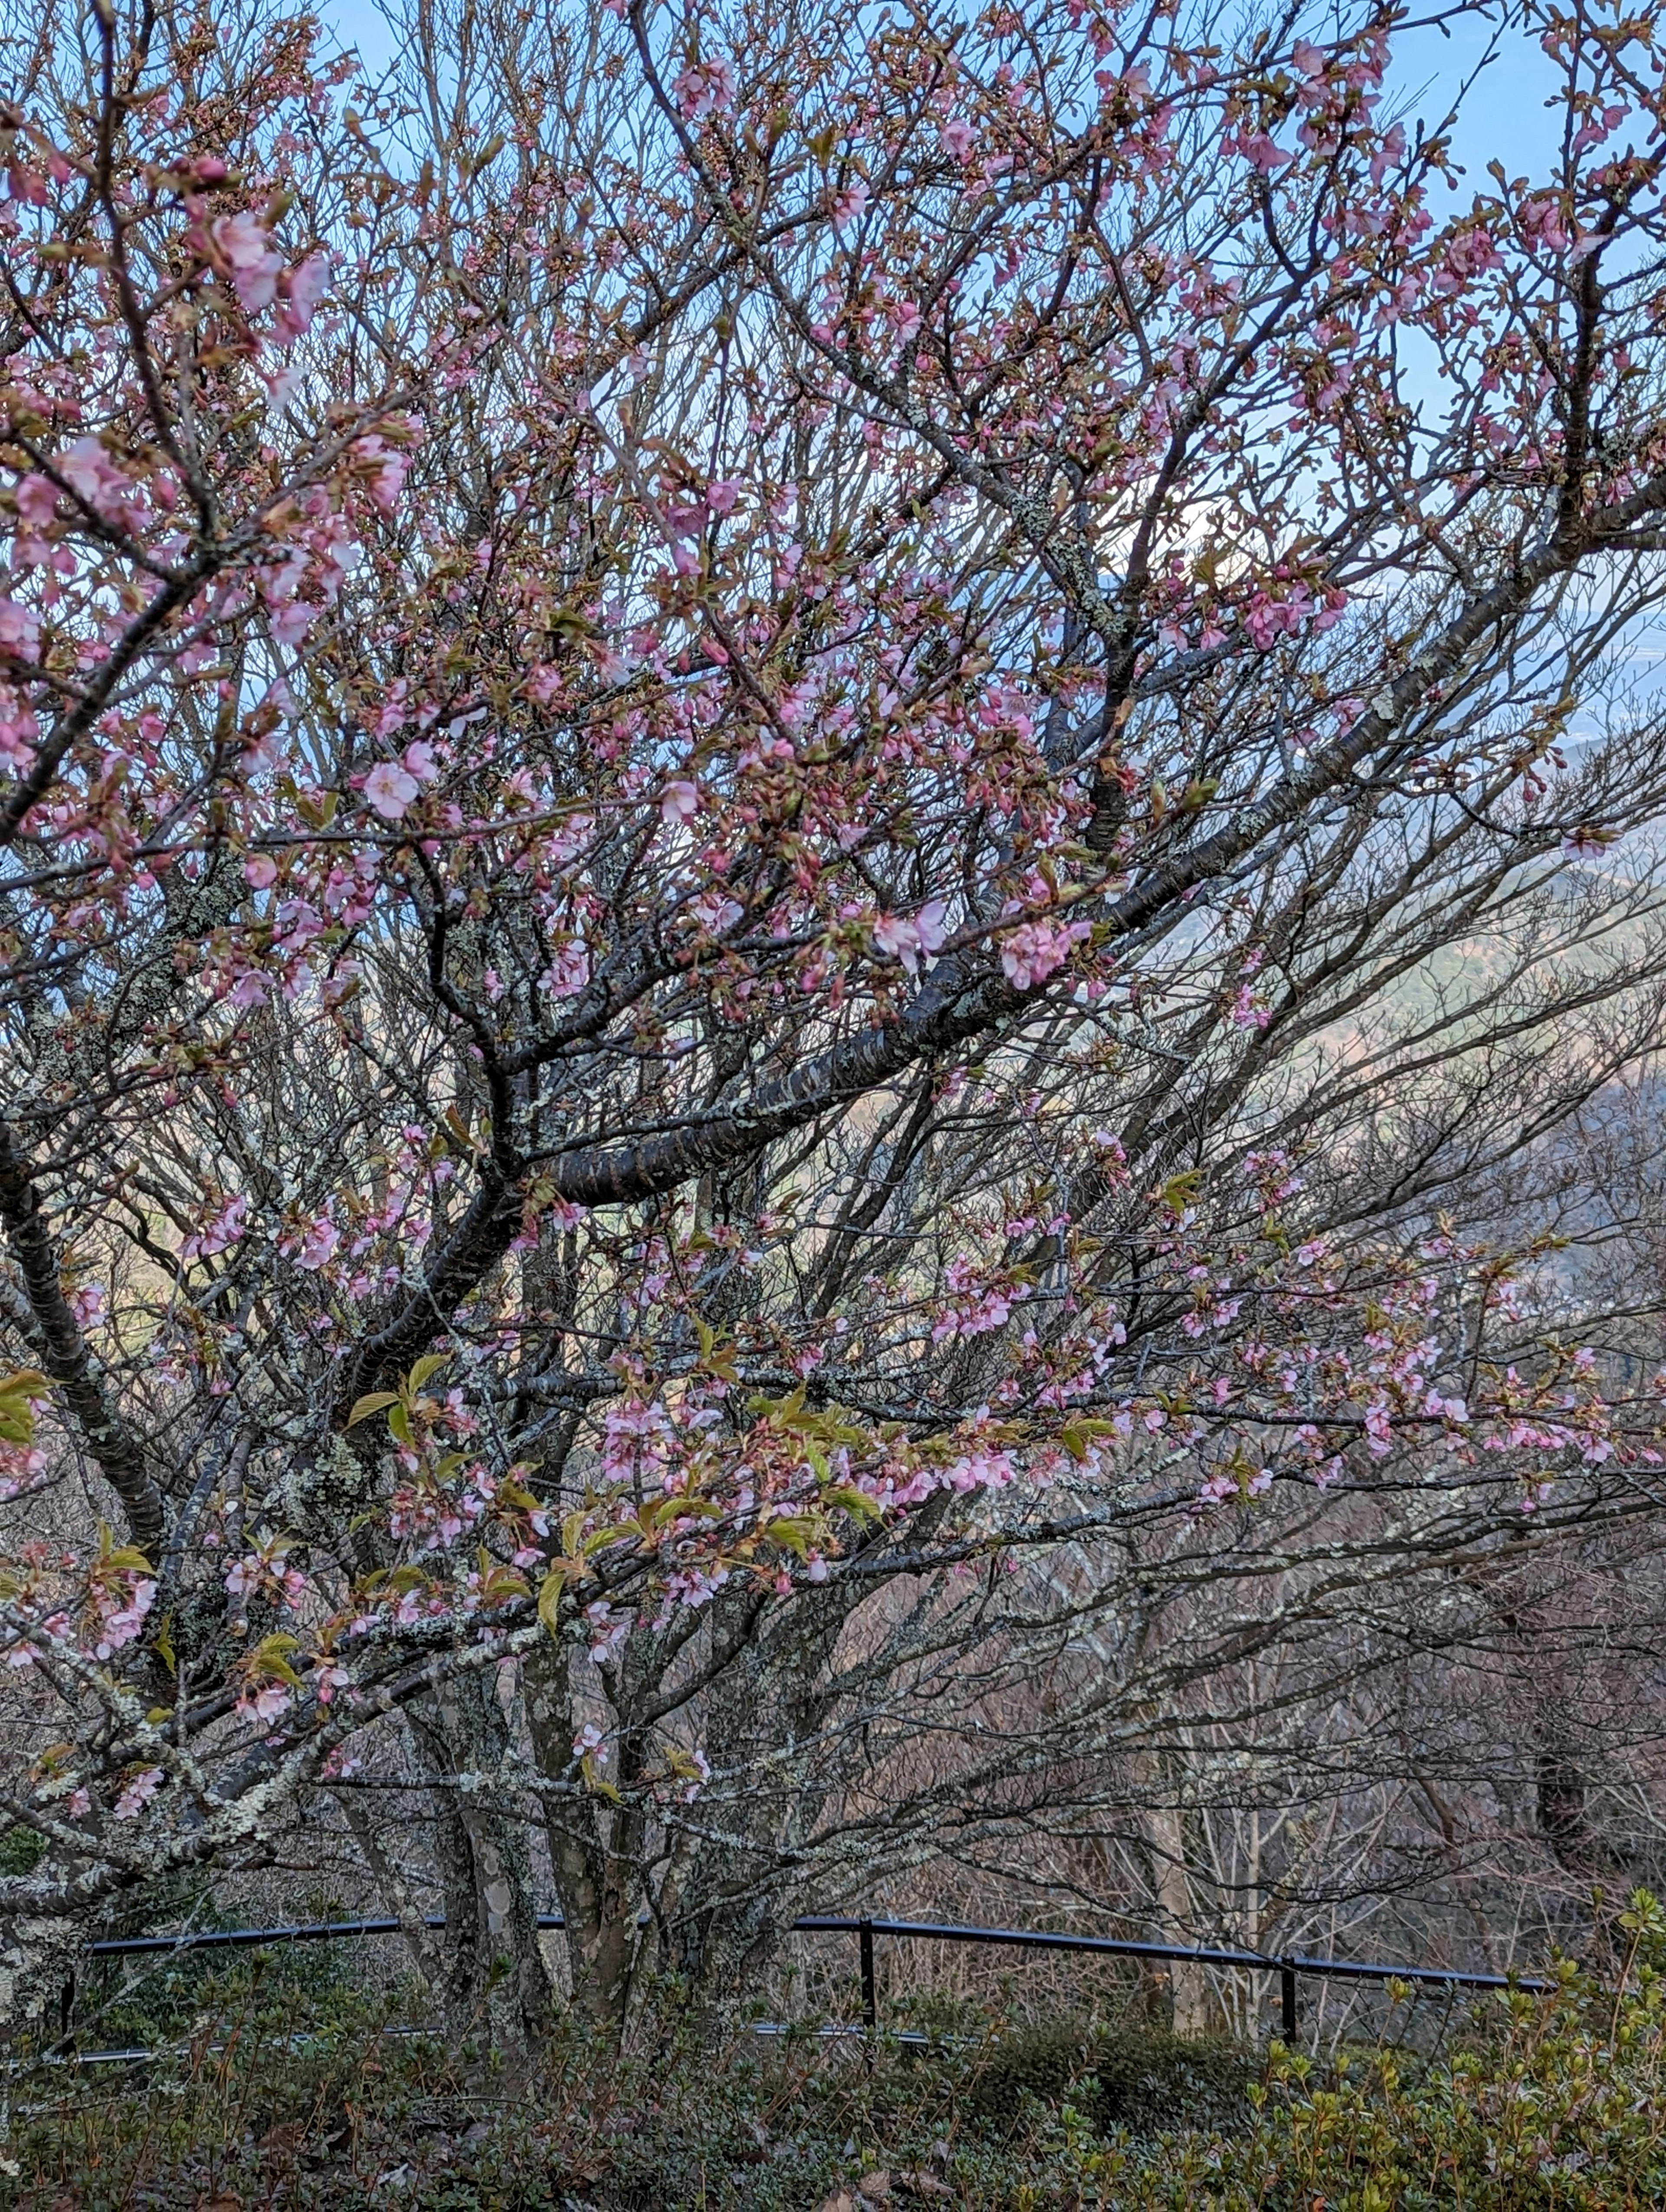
top-left (407, 1670), bottom-right (552, 2051)
top-left (524, 1639), bottom-right (645, 2041)
top-left (1140, 1788), bottom-right (1212, 2037)
top-left (1538, 1747), bottom-right (1604, 1879)
top-left (0, 1903), bottom-right (79, 2055)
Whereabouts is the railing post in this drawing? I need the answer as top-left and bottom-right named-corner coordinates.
top-left (1279, 1957), bottom-right (1299, 2043)
top-left (859, 1918), bottom-right (877, 2047)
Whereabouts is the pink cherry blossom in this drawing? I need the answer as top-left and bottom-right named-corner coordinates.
top-left (112, 1767), bottom-right (163, 1820)
top-left (542, 940), bottom-right (591, 998)
top-left (0, 598), bottom-right (40, 660)
top-left (353, 433), bottom-right (412, 513)
top-left (294, 1214), bottom-right (340, 1270)
top-left (1000, 917), bottom-right (1088, 991)
top-left (364, 761), bottom-right (420, 819)
top-left (272, 249), bottom-right (330, 343)
top-left (829, 179), bottom-right (871, 232)
top-left (1235, 130), bottom-right (1292, 175)
top-left (673, 55), bottom-right (736, 120)
top-left (14, 473), bottom-right (56, 525)
top-left (181, 1192), bottom-right (250, 1263)
top-left (661, 778), bottom-right (700, 825)
top-left (59, 436), bottom-right (135, 520)
top-left (210, 209), bottom-right (284, 311)
top-left (873, 899), bottom-right (948, 975)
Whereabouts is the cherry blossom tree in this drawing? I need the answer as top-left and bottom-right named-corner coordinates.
top-left (3, 0), bottom-right (1666, 2050)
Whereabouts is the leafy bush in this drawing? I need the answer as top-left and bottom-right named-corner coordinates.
top-left (1091, 2030), bottom-right (1249, 2137)
top-left (64, 1882), bottom-right (365, 2060)
top-left (1109, 1891), bottom-right (1666, 2210)
top-left (0, 1825), bottom-right (45, 1876)
top-left (967, 2022), bottom-right (1248, 2138)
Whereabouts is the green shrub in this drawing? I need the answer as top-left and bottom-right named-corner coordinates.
top-left (1108, 1891), bottom-right (1666, 2210)
top-left (68, 1882), bottom-right (366, 2058)
top-left (0, 1824), bottom-right (45, 1876)
top-left (966, 2019), bottom-right (1095, 2117)
top-left (1089, 2029), bottom-right (1248, 2135)
top-left (967, 2022), bottom-right (1247, 2137)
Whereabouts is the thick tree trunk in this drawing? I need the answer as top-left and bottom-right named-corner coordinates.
top-left (647, 1596), bottom-right (849, 2032)
top-left (0, 1904), bottom-right (79, 2055)
top-left (521, 1575), bottom-right (882, 2043)
top-left (659, 1891), bottom-right (781, 2034)
top-left (1538, 1747), bottom-right (1604, 1878)
top-left (407, 1672), bottom-right (552, 2051)
top-left (524, 1640), bottom-right (644, 2040)
top-left (1140, 1787), bottom-right (1212, 2036)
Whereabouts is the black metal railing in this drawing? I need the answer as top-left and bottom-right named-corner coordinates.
top-left (85, 1907), bottom-right (1553, 2045)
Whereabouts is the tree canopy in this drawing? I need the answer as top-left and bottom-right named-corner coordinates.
top-left (3, 0), bottom-right (1666, 2045)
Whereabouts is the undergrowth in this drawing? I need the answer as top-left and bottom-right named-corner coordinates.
top-left (6, 1893), bottom-right (1666, 2209)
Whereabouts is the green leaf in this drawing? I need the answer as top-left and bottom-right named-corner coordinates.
top-left (1060, 1417), bottom-right (1119, 1463)
top-left (748, 1384), bottom-right (807, 1423)
top-left (581, 1521), bottom-right (643, 1554)
top-left (580, 1752), bottom-right (621, 1804)
top-left (1160, 1168), bottom-right (1205, 1214)
top-left (407, 1353), bottom-right (449, 1391)
top-left (0, 1368), bottom-right (49, 1448)
top-left (823, 1484), bottom-right (882, 1523)
top-left (765, 1515), bottom-right (817, 1561)
top-left (253, 1632), bottom-right (302, 1687)
top-left (346, 1391), bottom-right (399, 1427)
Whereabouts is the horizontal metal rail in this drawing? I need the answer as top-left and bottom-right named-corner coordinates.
top-left (796, 1915), bottom-right (1552, 2041)
top-left (89, 1914), bottom-right (453, 1956)
top-left (44, 2022), bottom-right (933, 2072)
top-left (83, 1906), bottom-right (1553, 2044)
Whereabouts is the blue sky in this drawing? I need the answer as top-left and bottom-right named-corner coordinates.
top-left (318, 0), bottom-right (1566, 193)
top-left (323, 0), bottom-right (397, 76)
top-left (1394, 8), bottom-right (1564, 190)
